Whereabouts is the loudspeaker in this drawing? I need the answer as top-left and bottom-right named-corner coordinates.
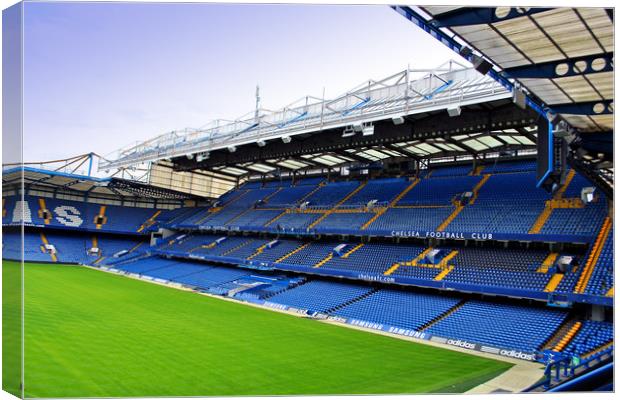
top-left (472, 55), bottom-right (493, 75)
top-left (513, 88), bottom-right (527, 109)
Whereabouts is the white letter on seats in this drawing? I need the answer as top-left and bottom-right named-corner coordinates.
top-left (54, 205), bottom-right (83, 227)
top-left (12, 200), bottom-right (32, 224)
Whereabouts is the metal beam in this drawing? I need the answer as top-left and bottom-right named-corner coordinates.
top-left (199, 167), bottom-right (241, 180)
top-left (503, 52), bottom-right (613, 79)
top-left (516, 127), bottom-right (538, 144)
top-left (172, 106), bottom-right (536, 171)
top-left (391, 6), bottom-right (548, 121)
top-left (443, 135), bottom-right (478, 156)
top-left (60, 179), bottom-right (84, 188)
top-left (550, 100), bottom-right (613, 115)
top-left (260, 160), bottom-right (291, 171)
top-left (334, 149), bottom-right (369, 163)
top-left (290, 156), bottom-right (318, 167)
top-left (188, 168), bottom-right (238, 184)
top-left (429, 7), bottom-right (553, 28)
top-left (385, 144), bottom-right (421, 161)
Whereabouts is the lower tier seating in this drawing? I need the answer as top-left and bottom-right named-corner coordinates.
top-left (150, 233), bottom-right (607, 299)
top-left (3, 230), bottom-right (143, 264)
top-left (334, 289), bottom-right (461, 331)
top-left (102, 255), bottom-right (610, 359)
top-left (425, 301), bottom-right (568, 353)
top-left (584, 227), bottom-right (613, 296)
top-left (563, 321), bottom-right (613, 357)
top-left (266, 280), bottom-right (372, 312)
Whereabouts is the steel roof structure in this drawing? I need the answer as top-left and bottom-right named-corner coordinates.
top-left (393, 6), bottom-right (613, 194)
top-left (92, 6), bottom-right (612, 195)
top-left (417, 6), bottom-right (613, 133)
top-left (2, 167), bottom-right (196, 201)
top-left (99, 63), bottom-right (515, 172)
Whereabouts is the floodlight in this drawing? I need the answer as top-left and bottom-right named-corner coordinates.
top-left (447, 106), bottom-right (461, 117)
top-left (392, 116), bottom-right (405, 125)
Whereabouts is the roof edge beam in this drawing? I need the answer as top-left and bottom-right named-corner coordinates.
top-left (551, 100), bottom-right (613, 115)
top-left (503, 52), bottom-right (613, 79)
top-left (429, 7), bottom-right (553, 28)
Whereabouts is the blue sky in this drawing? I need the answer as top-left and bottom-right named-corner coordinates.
top-left (22, 2), bottom-right (458, 164)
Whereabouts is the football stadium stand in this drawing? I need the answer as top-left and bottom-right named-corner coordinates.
top-left (3, 16), bottom-right (614, 391)
top-left (3, 163), bottom-right (613, 392)
top-left (6, 160), bottom-right (612, 371)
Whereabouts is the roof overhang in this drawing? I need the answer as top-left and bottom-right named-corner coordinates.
top-left (2, 166), bottom-right (198, 201)
top-left (98, 64), bottom-right (513, 171)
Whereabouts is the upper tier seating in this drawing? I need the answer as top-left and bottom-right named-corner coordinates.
top-left (261, 186), bottom-right (316, 207)
top-left (295, 176), bottom-right (325, 187)
top-left (314, 212), bottom-right (374, 232)
top-left (267, 212), bottom-right (320, 231)
top-left (426, 301), bottom-right (568, 352)
top-left (398, 176), bottom-right (482, 205)
top-left (304, 181), bottom-right (360, 207)
top-left (226, 209), bottom-right (283, 230)
top-left (563, 173), bottom-right (593, 198)
top-left (366, 207), bottom-right (453, 233)
top-left (446, 172), bottom-right (549, 234)
top-left (240, 181), bottom-right (262, 189)
top-left (342, 178), bottom-right (410, 206)
top-left (447, 203), bottom-right (545, 234)
top-left (483, 160), bottom-right (537, 174)
top-left (467, 172), bottom-right (549, 202)
top-left (5, 196), bottom-right (167, 234)
top-left (135, 161), bottom-right (606, 240)
top-left (264, 178), bottom-right (292, 188)
top-left (176, 188), bottom-right (280, 227)
top-left (218, 238), bottom-right (271, 260)
top-left (540, 202), bottom-right (607, 237)
top-left (429, 165), bottom-right (473, 177)
top-left (191, 236), bottom-right (257, 257)
top-left (167, 234), bottom-right (221, 252)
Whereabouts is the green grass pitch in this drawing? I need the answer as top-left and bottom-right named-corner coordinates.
top-left (3, 261), bottom-right (512, 397)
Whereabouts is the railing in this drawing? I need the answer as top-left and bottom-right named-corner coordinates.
top-left (526, 347), bottom-right (614, 391)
